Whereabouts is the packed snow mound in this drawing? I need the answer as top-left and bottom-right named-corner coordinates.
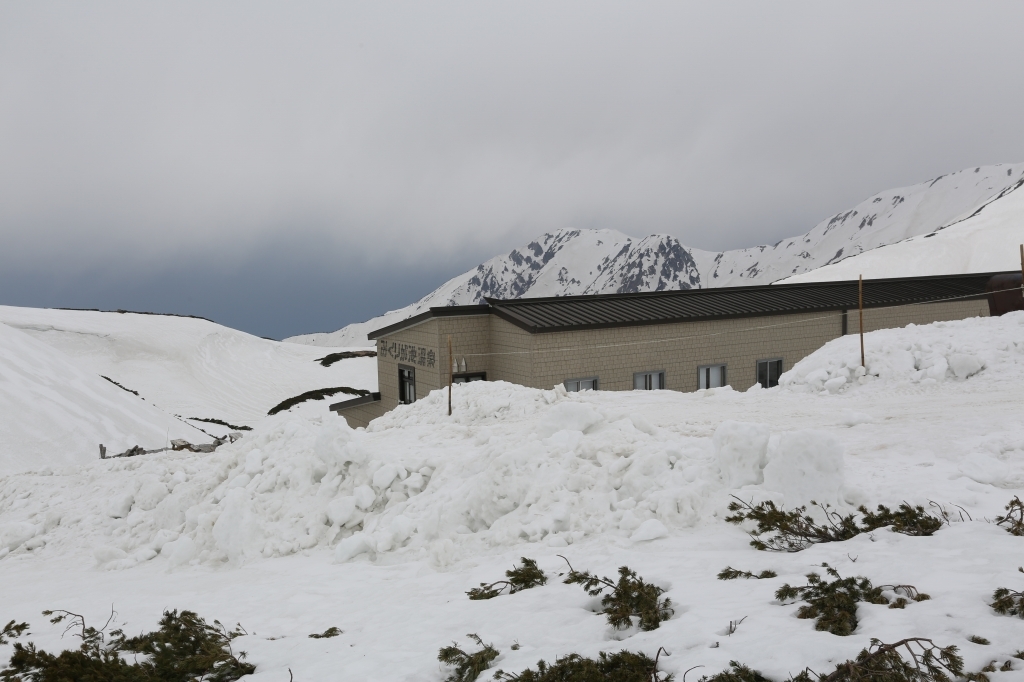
top-left (0, 322), bottom-right (207, 475)
top-left (779, 174), bottom-right (1024, 283)
top-left (780, 311), bottom-right (1024, 393)
top-left (288, 162), bottom-right (1024, 346)
top-left (0, 306), bottom-right (377, 426)
top-left (0, 382), bottom-right (857, 567)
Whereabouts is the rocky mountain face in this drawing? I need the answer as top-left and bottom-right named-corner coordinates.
top-left (287, 162), bottom-right (1024, 347)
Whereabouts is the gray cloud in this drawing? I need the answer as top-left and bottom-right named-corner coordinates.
top-left (2, 1), bottom-right (1023, 335)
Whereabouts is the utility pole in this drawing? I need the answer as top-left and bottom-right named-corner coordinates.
top-left (858, 274), bottom-right (865, 369)
top-left (447, 335), bottom-right (453, 416)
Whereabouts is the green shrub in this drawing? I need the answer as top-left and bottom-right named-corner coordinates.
top-left (561, 558), bottom-right (673, 631)
top-left (494, 649), bottom-right (672, 681)
top-left (717, 567), bottom-right (777, 580)
top-left (725, 498), bottom-right (860, 552)
top-left (996, 497), bottom-right (1024, 536)
top-left (858, 504), bottom-right (945, 536)
top-left (468, 558), bottom-right (547, 600)
top-left (968, 636), bottom-right (990, 646)
top-left (309, 627), bottom-right (342, 639)
top-left (775, 564), bottom-right (927, 636)
top-left (726, 497), bottom-right (949, 552)
top-left (437, 634), bottom-right (499, 682)
top-left (700, 661), bottom-right (772, 682)
top-left (0, 621), bottom-right (28, 646)
top-left (1, 608), bottom-right (255, 682)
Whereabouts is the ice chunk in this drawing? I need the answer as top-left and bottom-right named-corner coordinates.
top-left (161, 536), bottom-right (196, 566)
top-left (823, 376), bottom-right (847, 393)
top-left (713, 420), bottom-right (770, 488)
top-left (107, 493), bottom-right (134, 519)
top-left (327, 496), bottom-right (357, 527)
top-left (949, 354), bottom-right (983, 379)
top-left (537, 402), bottom-right (603, 437)
top-left (335, 532), bottom-right (373, 563)
top-left (762, 430), bottom-right (845, 508)
top-left (135, 476), bottom-right (169, 511)
top-left (372, 464), bottom-right (399, 490)
top-left (353, 485), bottom-right (376, 510)
top-left (212, 488), bottom-right (260, 563)
top-left (631, 518), bottom-right (669, 542)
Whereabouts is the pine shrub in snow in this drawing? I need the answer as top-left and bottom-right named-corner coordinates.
top-left (726, 497), bottom-right (946, 552)
top-left (467, 557), bottom-right (547, 600)
top-left (437, 634), bottom-right (499, 682)
top-left (717, 567), bottom-right (777, 580)
top-left (705, 638), bottom-right (963, 682)
top-left (775, 564), bottom-right (928, 636)
top-left (561, 558), bottom-right (673, 631)
top-left (1, 609), bottom-right (255, 681)
top-left (0, 621), bottom-right (28, 646)
top-left (995, 497), bottom-right (1024, 536)
top-left (494, 649), bottom-right (672, 681)
top-left (990, 568), bottom-right (1024, 618)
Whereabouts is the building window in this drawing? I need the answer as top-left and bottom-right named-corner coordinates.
top-left (756, 358), bottom-right (783, 389)
top-left (698, 364), bottom-right (727, 389)
top-left (564, 377), bottom-right (598, 392)
top-left (399, 365), bottom-right (417, 404)
top-left (453, 372), bottom-right (486, 384)
top-left (633, 371), bottom-right (665, 390)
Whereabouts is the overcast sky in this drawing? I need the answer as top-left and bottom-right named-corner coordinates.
top-left (2, 2), bottom-right (1023, 339)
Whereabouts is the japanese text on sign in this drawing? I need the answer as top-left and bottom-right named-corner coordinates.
top-left (378, 340), bottom-right (436, 367)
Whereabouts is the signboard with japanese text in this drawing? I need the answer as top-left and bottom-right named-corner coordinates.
top-left (377, 339), bottom-right (436, 368)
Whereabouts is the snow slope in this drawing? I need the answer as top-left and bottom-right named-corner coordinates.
top-left (1, 313), bottom-right (1023, 679)
top-left (289, 163), bottom-right (1024, 346)
top-left (0, 307), bottom-right (378, 427)
top-left (0, 322), bottom-right (208, 474)
top-left (778, 174), bottom-right (1024, 283)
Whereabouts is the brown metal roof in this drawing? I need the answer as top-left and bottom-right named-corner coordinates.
top-left (368, 272), bottom-right (1002, 338)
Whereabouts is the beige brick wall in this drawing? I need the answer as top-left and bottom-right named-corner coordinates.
top-left (852, 299), bottom-right (989, 334)
top-left (515, 311), bottom-right (843, 392)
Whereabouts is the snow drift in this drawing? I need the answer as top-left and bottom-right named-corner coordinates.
top-left (3, 312), bottom-right (1023, 569)
top-left (0, 322), bottom-right (207, 474)
top-left (0, 306), bottom-right (377, 426)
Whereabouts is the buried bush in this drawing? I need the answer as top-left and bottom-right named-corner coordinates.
top-left (858, 504), bottom-right (945, 537)
top-left (703, 638), bottom-right (963, 682)
top-left (717, 567), bottom-right (777, 580)
top-left (494, 649), bottom-right (672, 682)
top-left (468, 558), bottom-right (547, 600)
top-left (1, 608), bottom-right (255, 682)
top-left (0, 622), bottom-right (28, 646)
top-left (726, 497), bottom-right (948, 552)
top-left (561, 557), bottom-right (673, 631)
top-left (309, 627), bottom-right (342, 639)
top-left (775, 564), bottom-right (928, 636)
top-left (437, 634), bottom-right (499, 682)
top-left (995, 497), bottom-right (1024, 536)
top-left (991, 586), bottom-right (1024, 618)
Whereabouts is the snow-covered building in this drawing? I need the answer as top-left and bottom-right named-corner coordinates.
top-left (331, 272), bottom-right (1009, 427)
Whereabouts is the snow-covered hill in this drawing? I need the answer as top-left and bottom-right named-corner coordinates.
top-left (289, 162), bottom-right (1024, 347)
top-left (0, 307), bottom-right (378, 429)
top-left (2, 313), bottom-right (1023, 679)
top-left (778, 173), bottom-right (1024, 283)
top-left (0, 321), bottom-right (208, 474)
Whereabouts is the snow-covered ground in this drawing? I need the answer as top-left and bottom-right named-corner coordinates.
top-left (288, 162), bottom-right (1024, 347)
top-left (2, 313), bottom-right (1023, 680)
top-left (0, 306), bottom-right (378, 474)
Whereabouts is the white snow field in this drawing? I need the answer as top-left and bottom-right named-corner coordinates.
top-left (2, 313), bottom-right (1024, 680)
top-left (0, 306), bottom-right (378, 429)
top-left (0, 321), bottom-right (209, 474)
top-left (288, 162), bottom-right (1024, 347)
top-left (780, 174), bottom-right (1024, 283)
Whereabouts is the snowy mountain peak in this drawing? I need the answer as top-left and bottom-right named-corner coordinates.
top-left (287, 162), bottom-right (1024, 347)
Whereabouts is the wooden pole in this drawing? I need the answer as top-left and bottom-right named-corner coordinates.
top-left (447, 335), bottom-right (453, 416)
top-left (858, 274), bottom-right (865, 369)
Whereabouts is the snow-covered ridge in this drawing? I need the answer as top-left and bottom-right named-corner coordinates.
top-left (288, 162), bottom-right (1024, 346)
